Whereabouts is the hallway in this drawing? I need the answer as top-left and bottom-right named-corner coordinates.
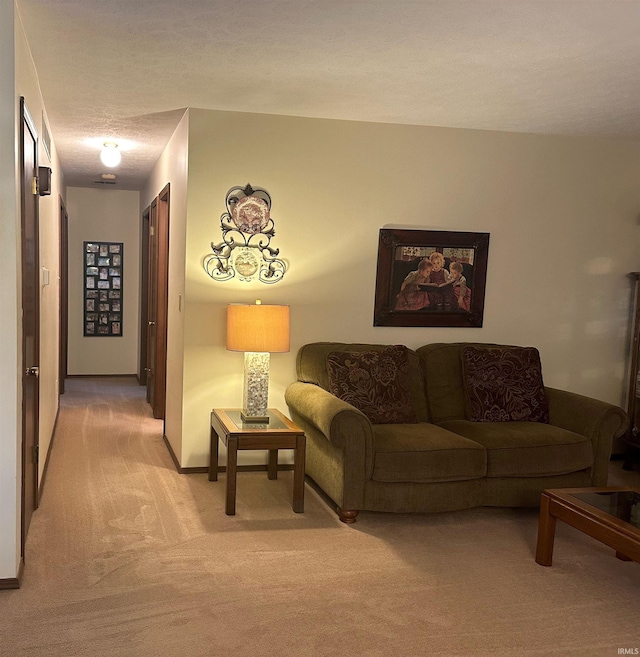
top-left (0, 377), bottom-right (330, 656)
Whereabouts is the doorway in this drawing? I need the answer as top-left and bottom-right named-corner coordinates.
top-left (19, 97), bottom-right (40, 554)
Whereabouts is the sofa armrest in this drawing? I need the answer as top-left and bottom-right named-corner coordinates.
top-left (285, 381), bottom-right (373, 451)
top-left (545, 386), bottom-right (628, 485)
top-left (285, 381), bottom-right (375, 507)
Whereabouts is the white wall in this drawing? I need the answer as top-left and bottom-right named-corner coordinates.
top-left (176, 108), bottom-right (640, 468)
top-left (0, 0), bottom-right (20, 580)
top-left (66, 187), bottom-right (140, 375)
top-left (141, 109), bottom-right (189, 463)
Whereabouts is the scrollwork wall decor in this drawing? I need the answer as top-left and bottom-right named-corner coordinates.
top-left (203, 184), bottom-right (287, 284)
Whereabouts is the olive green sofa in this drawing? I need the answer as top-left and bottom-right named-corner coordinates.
top-left (284, 342), bottom-right (627, 523)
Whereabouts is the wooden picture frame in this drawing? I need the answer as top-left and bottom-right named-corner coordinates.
top-left (373, 229), bottom-right (490, 327)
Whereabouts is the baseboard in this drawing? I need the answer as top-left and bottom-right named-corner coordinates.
top-left (161, 435), bottom-right (294, 474)
top-left (38, 404), bottom-right (60, 502)
top-left (162, 434), bottom-right (183, 472)
top-left (0, 558), bottom-right (24, 589)
top-left (211, 464), bottom-right (295, 474)
top-left (66, 374), bottom-right (138, 378)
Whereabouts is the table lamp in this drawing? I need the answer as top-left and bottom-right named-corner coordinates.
top-left (226, 300), bottom-right (290, 422)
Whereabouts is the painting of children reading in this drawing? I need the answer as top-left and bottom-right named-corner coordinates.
top-left (374, 229), bottom-right (489, 327)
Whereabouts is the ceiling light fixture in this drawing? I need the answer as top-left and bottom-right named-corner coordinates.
top-left (100, 142), bottom-right (121, 167)
top-left (101, 173), bottom-right (116, 180)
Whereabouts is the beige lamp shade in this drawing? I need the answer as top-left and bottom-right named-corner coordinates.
top-left (226, 303), bottom-right (290, 353)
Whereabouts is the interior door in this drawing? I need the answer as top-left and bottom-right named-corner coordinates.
top-left (138, 206), bottom-right (150, 386)
top-left (145, 185), bottom-right (170, 420)
top-left (59, 197), bottom-right (68, 394)
top-left (20, 98), bottom-right (40, 552)
top-left (153, 185), bottom-right (170, 420)
top-left (146, 199), bottom-right (158, 406)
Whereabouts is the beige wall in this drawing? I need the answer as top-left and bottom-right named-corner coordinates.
top-left (15, 6), bottom-right (66, 489)
top-left (176, 108), bottom-right (640, 468)
top-left (141, 109), bottom-right (189, 464)
top-left (0, 0), bottom-right (20, 579)
top-left (0, 0), bottom-right (65, 579)
top-left (66, 187), bottom-right (140, 375)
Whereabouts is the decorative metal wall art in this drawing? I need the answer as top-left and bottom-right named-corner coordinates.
top-left (83, 241), bottom-right (123, 336)
top-left (203, 184), bottom-right (287, 284)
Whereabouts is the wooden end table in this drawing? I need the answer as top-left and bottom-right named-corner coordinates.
top-left (535, 487), bottom-right (640, 566)
top-left (209, 408), bottom-right (306, 516)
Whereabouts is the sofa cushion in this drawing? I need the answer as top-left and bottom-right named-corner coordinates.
top-left (297, 342), bottom-right (430, 422)
top-left (462, 345), bottom-right (549, 423)
top-left (371, 423), bottom-right (486, 483)
top-left (327, 346), bottom-right (418, 424)
top-left (417, 343), bottom-right (482, 422)
top-left (438, 420), bottom-right (593, 477)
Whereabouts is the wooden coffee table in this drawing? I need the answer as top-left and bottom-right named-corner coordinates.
top-left (535, 487), bottom-right (640, 566)
top-left (209, 408), bottom-right (306, 516)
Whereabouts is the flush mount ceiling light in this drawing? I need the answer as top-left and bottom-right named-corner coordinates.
top-left (100, 142), bottom-right (121, 167)
top-left (101, 173), bottom-right (116, 180)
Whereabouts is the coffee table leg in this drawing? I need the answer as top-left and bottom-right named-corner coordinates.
top-left (268, 450), bottom-right (278, 480)
top-left (209, 426), bottom-right (219, 482)
top-left (536, 493), bottom-right (556, 566)
top-left (226, 436), bottom-right (238, 516)
top-left (292, 434), bottom-right (306, 513)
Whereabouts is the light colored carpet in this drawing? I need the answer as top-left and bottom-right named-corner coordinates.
top-left (1, 376), bottom-right (639, 657)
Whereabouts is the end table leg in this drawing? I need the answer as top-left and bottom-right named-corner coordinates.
top-left (268, 449), bottom-right (278, 480)
top-left (209, 426), bottom-right (219, 482)
top-left (226, 436), bottom-right (238, 515)
top-left (292, 434), bottom-right (306, 513)
top-left (535, 493), bottom-right (556, 566)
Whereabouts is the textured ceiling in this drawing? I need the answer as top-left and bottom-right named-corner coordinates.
top-left (15, 0), bottom-right (640, 190)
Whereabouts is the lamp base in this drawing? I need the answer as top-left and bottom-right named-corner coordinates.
top-left (242, 351), bottom-right (270, 422)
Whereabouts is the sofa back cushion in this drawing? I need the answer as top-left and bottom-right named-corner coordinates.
top-left (296, 342), bottom-right (430, 422)
top-left (461, 345), bottom-right (549, 422)
top-left (416, 343), bottom-right (472, 422)
top-left (327, 346), bottom-right (418, 424)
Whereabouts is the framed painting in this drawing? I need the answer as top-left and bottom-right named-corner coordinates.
top-left (373, 229), bottom-right (490, 327)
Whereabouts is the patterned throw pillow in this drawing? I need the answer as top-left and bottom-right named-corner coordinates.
top-left (326, 346), bottom-right (418, 424)
top-left (462, 346), bottom-right (549, 423)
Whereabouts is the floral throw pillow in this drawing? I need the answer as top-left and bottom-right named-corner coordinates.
top-left (326, 346), bottom-right (418, 424)
top-left (462, 346), bottom-right (549, 423)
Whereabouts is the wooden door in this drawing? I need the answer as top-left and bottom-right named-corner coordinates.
top-left (152, 185), bottom-right (170, 420)
top-left (146, 199), bottom-right (158, 406)
top-left (20, 98), bottom-right (40, 552)
top-left (138, 206), bottom-right (150, 386)
top-left (59, 198), bottom-right (68, 394)
top-left (145, 185), bottom-right (170, 419)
